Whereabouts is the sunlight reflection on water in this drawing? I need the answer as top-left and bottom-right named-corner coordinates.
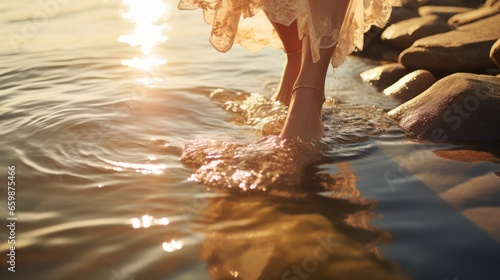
top-left (162, 239), bottom-right (184, 252)
top-left (119, 0), bottom-right (169, 72)
top-left (119, 0), bottom-right (170, 54)
top-left (104, 159), bottom-right (167, 174)
top-left (131, 215), bottom-right (170, 228)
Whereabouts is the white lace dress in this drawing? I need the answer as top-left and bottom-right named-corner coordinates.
top-left (178, 0), bottom-right (402, 67)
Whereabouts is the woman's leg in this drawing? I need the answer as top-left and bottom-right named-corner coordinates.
top-left (266, 19), bottom-right (302, 106)
top-left (279, 36), bottom-right (334, 139)
top-left (279, 0), bottom-right (350, 139)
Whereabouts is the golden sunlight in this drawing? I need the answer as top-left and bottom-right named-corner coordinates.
top-left (131, 215), bottom-right (170, 229)
top-left (104, 159), bottom-right (167, 175)
top-left (121, 56), bottom-right (166, 71)
top-left (162, 239), bottom-right (183, 252)
top-left (119, 0), bottom-right (170, 70)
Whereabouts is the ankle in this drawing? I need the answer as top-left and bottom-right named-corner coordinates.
top-left (292, 85), bottom-right (325, 102)
top-left (285, 48), bottom-right (301, 56)
top-left (285, 49), bottom-right (302, 62)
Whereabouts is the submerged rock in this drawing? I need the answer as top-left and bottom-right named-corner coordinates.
top-left (388, 73), bottom-right (500, 142)
top-left (491, 38), bottom-right (500, 68)
top-left (418, 5), bottom-right (473, 20)
top-left (381, 15), bottom-right (454, 49)
top-left (434, 146), bottom-right (500, 163)
top-left (360, 63), bottom-right (408, 90)
top-left (383, 70), bottom-right (436, 102)
top-left (399, 13), bottom-right (500, 72)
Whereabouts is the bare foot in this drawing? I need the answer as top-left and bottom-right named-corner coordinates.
top-left (279, 87), bottom-right (324, 139)
top-left (272, 51), bottom-right (301, 106)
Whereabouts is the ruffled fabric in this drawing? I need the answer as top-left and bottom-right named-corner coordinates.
top-left (178, 0), bottom-right (402, 67)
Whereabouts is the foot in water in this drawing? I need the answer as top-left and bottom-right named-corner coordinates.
top-left (279, 85), bottom-right (325, 140)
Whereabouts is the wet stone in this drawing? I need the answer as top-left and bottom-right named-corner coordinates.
top-left (389, 73), bottom-right (500, 142)
top-left (383, 70), bottom-right (436, 102)
top-left (360, 63), bottom-right (409, 90)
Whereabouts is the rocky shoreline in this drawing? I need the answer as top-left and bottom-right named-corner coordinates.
top-left (357, 0), bottom-right (500, 142)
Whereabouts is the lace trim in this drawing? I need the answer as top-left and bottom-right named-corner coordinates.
top-left (178, 0), bottom-right (402, 67)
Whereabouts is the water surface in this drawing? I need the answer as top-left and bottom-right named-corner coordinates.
top-left (1, 1), bottom-right (499, 279)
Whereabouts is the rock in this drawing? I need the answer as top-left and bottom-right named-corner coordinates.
top-left (399, 13), bottom-right (500, 72)
top-left (484, 67), bottom-right (500, 76)
top-left (418, 0), bottom-right (485, 8)
top-left (383, 70), bottom-right (436, 102)
top-left (448, 5), bottom-right (500, 27)
top-left (388, 6), bottom-right (421, 25)
top-left (359, 30), bottom-right (402, 61)
top-left (442, 174), bottom-right (500, 209)
top-left (418, 5), bottom-right (473, 20)
top-left (402, 0), bottom-right (421, 11)
top-left (358, 40), bottom-right (401, 62)
top-left (490, 38), bottom-right (500, 68)
top-left (388, 73), bottom-right (500, 142)
top-left (463, 207), bottom-right (500, 243)
top-left (434, 146), bottom-right (500, 163)
top-left (485, 0), bottom-right (500, 7)
top-left (484, 67), bottom-right (500, 75)
top-left (381, 15), bottom-right (454, 49)
top-left (484, 0), bottom-right (500, 7)
top-left (401, 0), bottom-right (479, 14)
top-left (360, 63), bottom-right (408, 90)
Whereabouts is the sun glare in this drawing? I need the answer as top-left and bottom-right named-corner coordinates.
top-left (162, 239), bottom-right (183, 252)
top-left (121, 56), bottom-right (166, 71)
top-left (104, 159), bottom-right (167, 175)
top-left (119, 0), bottom-right (170, 70)
top-left (131, 215), bottom-right (170, 229)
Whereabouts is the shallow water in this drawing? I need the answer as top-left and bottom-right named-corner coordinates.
top-left (1, 1), bottom-right (500, 280)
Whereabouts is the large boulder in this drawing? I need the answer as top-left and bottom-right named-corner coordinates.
top-left (399, 13), bottom-right (500, 72)
top-left (448, 3), bottom-right (500, 26)
top-left (360, 63), bottom-right (409, 90)
top-left (384, 70), bottom-right (436, 102)
top-left (381, 15), bottom-right (454, 49)
top-left (388, 73), bottom-right (500, 142)
top-left (418, 5), bottom-right (473, 20)
top-left (490, 38), bottom-right (500, 68)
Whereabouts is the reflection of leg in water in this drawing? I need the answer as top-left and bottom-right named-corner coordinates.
top-left (197, 193), bottom-right (408, 280)
top-left (304, 161), bottom-right (385, 243)
top-left (329, 162), bottom-right (361, 199)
